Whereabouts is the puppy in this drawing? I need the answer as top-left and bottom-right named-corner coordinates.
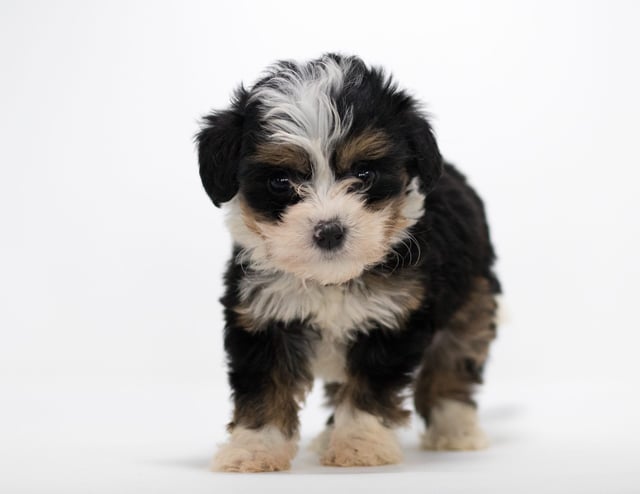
top-left (197, 54), bottom-right (500, 472)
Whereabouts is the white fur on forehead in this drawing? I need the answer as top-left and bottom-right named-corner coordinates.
top-left (249, 57), bottom-right (354, 185)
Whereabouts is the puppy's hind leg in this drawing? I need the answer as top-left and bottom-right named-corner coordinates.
top-left (414, 277), bottom-right (498, 451)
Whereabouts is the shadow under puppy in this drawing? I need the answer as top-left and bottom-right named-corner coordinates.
top-left (196, 54), bottom-right (500, 472)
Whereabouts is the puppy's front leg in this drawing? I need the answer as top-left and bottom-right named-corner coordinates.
top-left (213, 322), bottom-right (314, 472)
top-left (321, 328), bottom-right (427, 467)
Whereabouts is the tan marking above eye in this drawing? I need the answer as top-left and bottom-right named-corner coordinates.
top-left (252, 143), bottom-right (310, 173)
top-left (336, 129), bottom-right (391, 173)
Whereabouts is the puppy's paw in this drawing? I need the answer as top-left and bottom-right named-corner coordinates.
top-left (212, 426), bottom-right (297, 473)
top-left (321, 434), bottom-right (402, 467)
top-left (320, 411), bottom-right (402, 467)
top-left (421, 425), bottom-right (488, 451)
top-left (213, 444), bottom-right (291, 472)
top-left (421, 399), bottom-right (489, 451)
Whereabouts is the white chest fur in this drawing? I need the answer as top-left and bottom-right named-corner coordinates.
top-left (238, 271), bottom-right (420, 382)
top-left (238, 271), bottom-right (415, 338)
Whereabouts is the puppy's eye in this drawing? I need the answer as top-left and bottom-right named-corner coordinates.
top-left (268, 174), bottom-right (292, 194)
top-left (355, 167), bottom-right (377, 183)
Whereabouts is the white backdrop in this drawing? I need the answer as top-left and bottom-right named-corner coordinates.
top-left (2, 1), bottom-right (639, 492)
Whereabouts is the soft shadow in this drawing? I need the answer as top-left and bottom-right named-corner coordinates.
top-left (481, 403), bottom-right (527, 423)
top-left (145, 403), bottom-right (525, 475)
top-left (144, 456), bottom-right (212, 471)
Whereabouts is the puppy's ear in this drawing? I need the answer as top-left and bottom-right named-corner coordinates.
top-left (196, 88), bottom-right (247, 207)
top-left (406, 112), bottom-right (443, 194)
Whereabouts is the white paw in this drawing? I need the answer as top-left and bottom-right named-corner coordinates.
top-left (421, 425), bottom-right (488, 451)
top-left (421, 399), bottom-right (489, 451)
top-left (320, 409), bottom-right (402, 467)
top-left (212, 426), bottom-right (297, 473)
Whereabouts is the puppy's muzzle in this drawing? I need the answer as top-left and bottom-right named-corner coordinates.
top-left (313, 220), bottom-right (346, 251)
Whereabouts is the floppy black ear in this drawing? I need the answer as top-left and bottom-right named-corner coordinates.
top-left (406, 112), bottom-right (443, 195)
top-left (196, 89), bottom-right (247, 207)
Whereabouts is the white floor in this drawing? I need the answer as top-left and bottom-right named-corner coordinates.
top-left (3, 366), bottom-right (639, 494)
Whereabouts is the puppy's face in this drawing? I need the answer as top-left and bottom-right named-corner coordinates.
top-left (198, 55), bottom-right (442, 285)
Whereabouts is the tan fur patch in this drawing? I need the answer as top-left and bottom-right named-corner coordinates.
top-left (238, 197), bottom-right (266, 237)
top-left (360, 271), bottom-right (424, 313)
top-left (233, 310), bottom-right (258, 333)
top-left (377, 176), bottom-right (417, 241)
top-left (252, 142), bottom-right (310, 173)
top-left (336, 129), bottom-right (391, 173)
top-left (414, 277), bottom-right (497, 421)
top-left (230, 367), bottom-right (312, 438)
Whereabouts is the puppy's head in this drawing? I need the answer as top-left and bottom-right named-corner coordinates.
top-left (197, 54), bottom-right (442, 285)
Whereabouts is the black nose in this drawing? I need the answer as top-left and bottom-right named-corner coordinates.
top-left (313, 221), bottom-right (346, 251)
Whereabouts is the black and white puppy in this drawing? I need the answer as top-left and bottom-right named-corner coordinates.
top-left (197, 54), bottom-right (500, 472)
